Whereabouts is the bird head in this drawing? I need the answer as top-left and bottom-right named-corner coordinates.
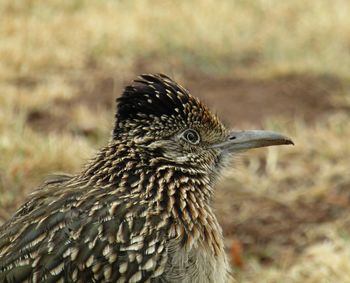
top-left (114, 74), bottom-right (293, 176)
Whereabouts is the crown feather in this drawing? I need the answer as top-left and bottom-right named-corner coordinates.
top-left (113, 73), bottom-right (223, 139)
top-left (116, 74), bottom-right (192, 122)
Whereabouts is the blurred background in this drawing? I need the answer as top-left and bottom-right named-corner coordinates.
top-left (0, 1), bottom-right (350, 282)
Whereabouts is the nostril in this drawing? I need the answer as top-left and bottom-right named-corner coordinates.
top-left (229, 136), bottom-right (236, 140)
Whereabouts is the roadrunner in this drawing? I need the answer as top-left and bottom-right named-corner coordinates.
top-left (0, 74), bottom-right (293, 282)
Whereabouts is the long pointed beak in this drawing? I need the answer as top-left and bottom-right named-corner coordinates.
top-left (212, 130), bottom-right (294, 152)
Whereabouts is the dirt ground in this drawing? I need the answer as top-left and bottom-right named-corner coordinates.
top-left (26, 71), bottom-right (347, 133)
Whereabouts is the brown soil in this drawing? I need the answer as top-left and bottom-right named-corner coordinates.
top-left (215, 182), bottom-right (350, 267)
top-left (26, 109), bottom-right (70, 133)
top-left (25, 72), bottom-right (348, 133)
top-left (186, 73), bottom-right (347, 127)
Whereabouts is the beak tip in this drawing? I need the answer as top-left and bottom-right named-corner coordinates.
top-left (286, 138), bottom-right (294, 146)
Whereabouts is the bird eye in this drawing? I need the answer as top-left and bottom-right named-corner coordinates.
top-left (181, 129), bottom-right (200, 144)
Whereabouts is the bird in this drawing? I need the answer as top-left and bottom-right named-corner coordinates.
top-left (0, 73), bottom-right (293, 283)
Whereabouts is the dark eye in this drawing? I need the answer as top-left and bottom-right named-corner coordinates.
top-left (181, 129), bottom-right (200, 144)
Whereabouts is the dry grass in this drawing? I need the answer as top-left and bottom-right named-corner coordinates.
top-left (1, 0), bottom-right (350, 78)
top-left (1, 0), bottom-right (350, 282)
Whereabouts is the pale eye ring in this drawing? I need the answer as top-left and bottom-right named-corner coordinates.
top-left (181, 129), bottom-right (200, 144)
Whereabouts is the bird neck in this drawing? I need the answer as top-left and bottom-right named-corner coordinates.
top-left (81, 141), bottom-right (215, 200)
top-left (79, 142), bottom-right (223, 254)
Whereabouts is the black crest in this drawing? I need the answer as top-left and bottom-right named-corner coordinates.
top-left (116, 74), bottom-right (194, 122)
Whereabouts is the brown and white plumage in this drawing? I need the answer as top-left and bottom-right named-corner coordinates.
top-left (0, 74), bottom-right (292, 282)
